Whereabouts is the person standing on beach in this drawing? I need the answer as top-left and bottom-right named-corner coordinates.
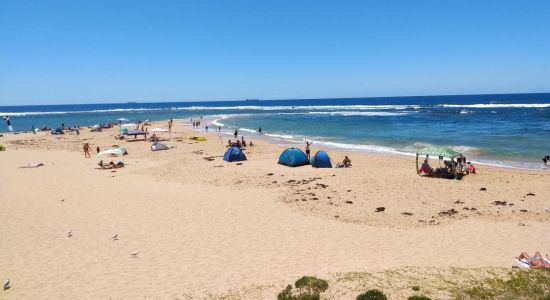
top-left (96, 146), bottom-right (100, 154)
top-left (258, 127), bottom-right (262, 134)
top-left (168, 120), bottom-right (172, 132)
top-left (83, 143), bottom-right (91, 158)
top-left (205, 125), bottom-right (208, 132)
top-left (305, 141), bottom-right (312, 159)
top-left (234, 129), bottom-right (238, 139)
top-left (3, 116), bottom-right (13, 132)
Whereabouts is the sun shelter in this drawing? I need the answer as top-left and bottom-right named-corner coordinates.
top-left (151, 142), bottom-right (169, 151)
top-left (278, 148), bottom-right (309, 167)
top-left (416, 148), bottom-right (461, 179)
top-left (126, 129), bottom-right (147, 140)
top-left (121, 123), bottom-right (137, 128)
top-left (310, 150), bottom-right (332, 168)
top-left (102, 121), bottom-right (112, 128)
top-left (150, 128), bottom-right (170, 141)
top-left (224, 146), bottom-right (247, 162)
top-left (97, 147), bottom-right (127, 157)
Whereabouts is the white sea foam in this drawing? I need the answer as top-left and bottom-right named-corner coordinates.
top-left (265, 133), bottom-right (295, 139)
top-left (307, 111), bottom-right (413, 116)
top-left (440, 103), bottom-right (550, 108)
top-left (180, 104), bottom-right (421, 111)
top-left (1, 104), bottom-right (424, 117)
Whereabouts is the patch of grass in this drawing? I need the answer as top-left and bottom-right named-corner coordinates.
top-left (455, 269), bottom-right (550, 299)
top-left (356, 289), bottom-right (387, 300)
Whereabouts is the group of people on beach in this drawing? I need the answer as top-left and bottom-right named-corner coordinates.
top-left (419, 153), bottom-right (476, 178)
top-left (228, 136), bottom-right (253, 149)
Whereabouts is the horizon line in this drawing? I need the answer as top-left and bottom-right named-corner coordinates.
top-left (1, 91), bottom-right (550, 107)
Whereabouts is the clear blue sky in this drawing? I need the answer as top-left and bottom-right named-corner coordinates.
top-left (1, 0), bottom-right (549, 105)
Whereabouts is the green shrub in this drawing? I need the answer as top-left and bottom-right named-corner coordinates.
top-left (356, 289), bottom-right (387, 300)
top-left (295, 276), bottom-right (329, 293)
top-left (278, 276), bottom-right (329, 300)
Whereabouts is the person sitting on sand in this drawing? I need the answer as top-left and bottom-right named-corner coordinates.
top-left (467, 162), bottom-right (476, 174)
top-left (83, 143), bottom-right (91, 158)
top-left (337, 156), bottom-right (352, 168)
top-left (98, 160), bottom-right (113, 169)
top-left (419, 159), bottom-right (433, 175)
top-left (249, 140), bottom-right (254, 147)
top-left (517, 251), bottom-right (550, 268)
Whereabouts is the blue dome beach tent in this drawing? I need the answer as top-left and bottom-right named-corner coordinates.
top-left (310, 150), bottom-right (332, 168)
top-left (102, 121), bottom-right (112, 128)
top-left (278, 148), bottom-right (309, 167)
top-left (224, 146), bottom-right (247, 162)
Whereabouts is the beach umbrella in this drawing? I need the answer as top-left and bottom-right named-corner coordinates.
top-left (119, 127), bottom-right (129, 134)
top-left (150, 128), bottom-right (169, 132)
top-left (117, 118), bottom-right (129, 122)
top-left (97, 147), bottom-right (127, 157)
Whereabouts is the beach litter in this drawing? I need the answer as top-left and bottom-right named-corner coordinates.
top-left (19, 162), bottom-right (44, 168)
top-left (376, 207), bottom-right (385, 212)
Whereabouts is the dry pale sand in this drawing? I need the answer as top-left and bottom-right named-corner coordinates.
top-left (0, 122), bottom-right (549, 299)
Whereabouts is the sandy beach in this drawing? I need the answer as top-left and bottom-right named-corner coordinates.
top-left (1, 121), bottom-right (549, 299)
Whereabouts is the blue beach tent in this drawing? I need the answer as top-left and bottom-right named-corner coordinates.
top-left (102, 121), bottom-right (112, 128)
top-left (278, 148), bottom-right (309, 167)
top-left (224, 146), bottom-right (247, 162)
top-left (310, 150), bottom-right (332, 168)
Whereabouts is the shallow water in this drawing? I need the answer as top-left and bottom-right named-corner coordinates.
top-left (2, 93), bottom-right (549, 169)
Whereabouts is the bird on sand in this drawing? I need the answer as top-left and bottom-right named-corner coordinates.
top-left (67, 231), bottom-right (72, 238)
top-left (3, 279), bottom-right (10, 290)
top-left (130, 251), bottom-right (139, 258)
top-left (112, 234), bottom-right (119, 241)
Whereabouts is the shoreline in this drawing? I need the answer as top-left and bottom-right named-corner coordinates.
top-left (1, 121), bottom-right (549, 299)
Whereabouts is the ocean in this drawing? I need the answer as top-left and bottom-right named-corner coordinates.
top-left (1, 93), bottom-right (549, 170)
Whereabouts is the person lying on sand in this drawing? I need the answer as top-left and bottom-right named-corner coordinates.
top-left (517, 251), bottom-right (550, 268)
